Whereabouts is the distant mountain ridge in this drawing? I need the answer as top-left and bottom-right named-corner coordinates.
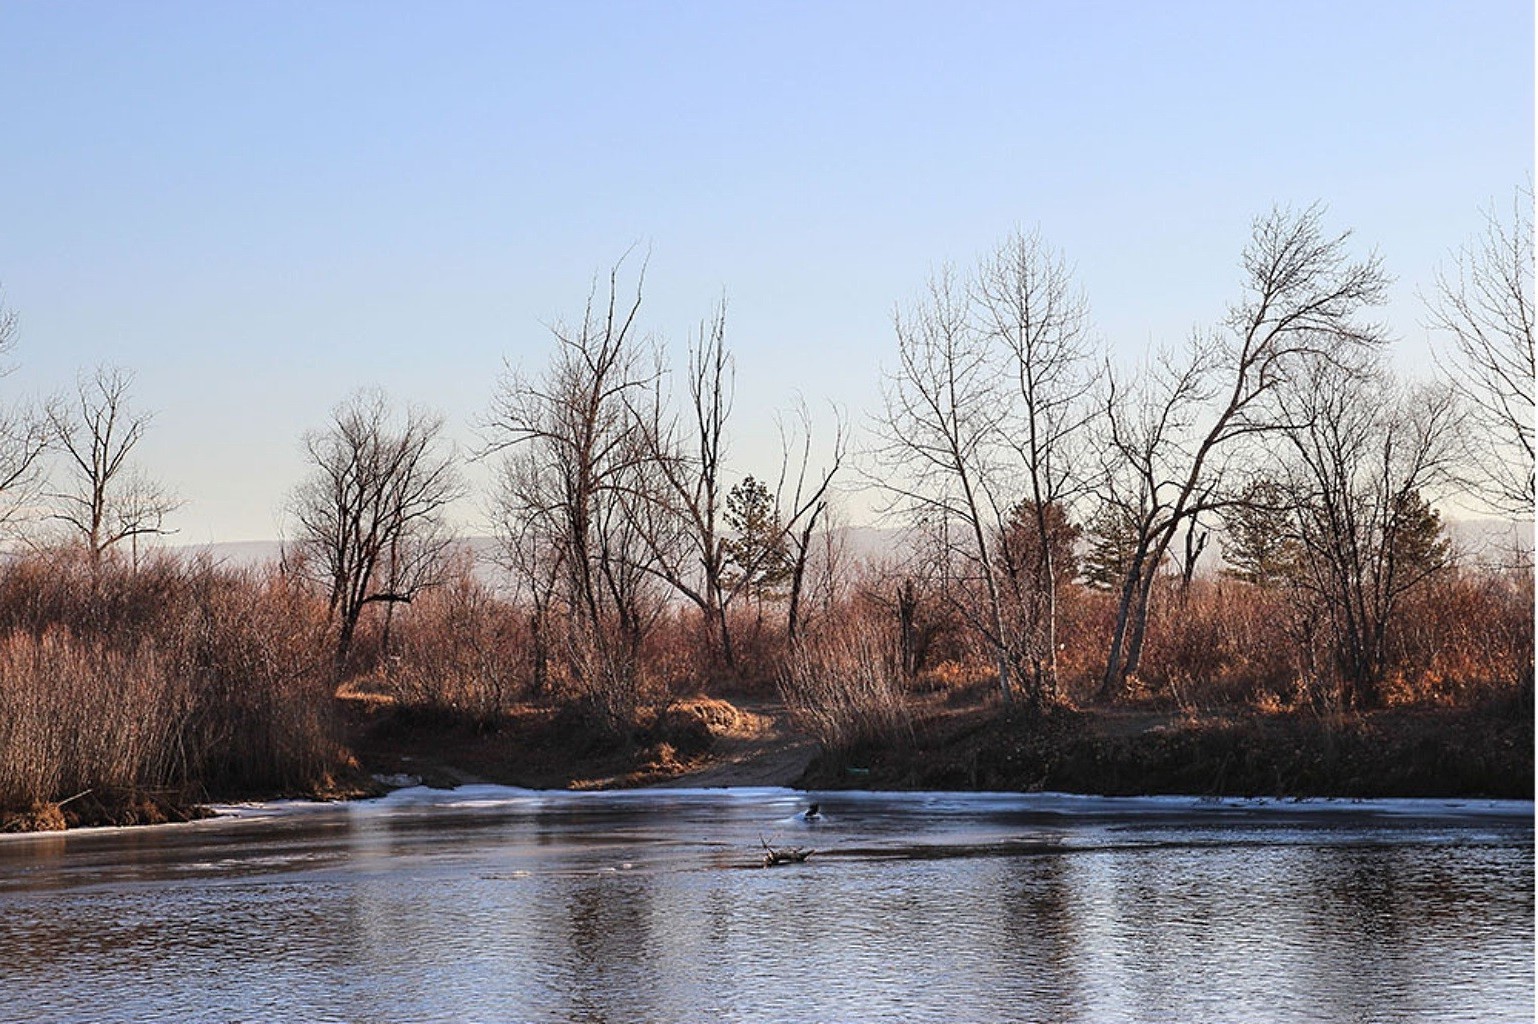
top-left (173, 516), bottom-right (1532, 575)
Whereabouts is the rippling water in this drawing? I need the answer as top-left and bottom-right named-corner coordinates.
top-left (1, 788), bottom-right (1531, 1023)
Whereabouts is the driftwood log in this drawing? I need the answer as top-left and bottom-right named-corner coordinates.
top-left (760, 836), bottom-right (814, 867)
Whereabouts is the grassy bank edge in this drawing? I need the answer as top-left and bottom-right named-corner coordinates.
top-left (4, 696), bottom-right (1529, 834)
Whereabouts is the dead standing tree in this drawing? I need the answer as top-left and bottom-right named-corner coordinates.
top-left (624, 308), bottom-right (845, 676)
top-left (292, 389), bottom-right (461, 679)
top-left (625, 304), bottom-right (746, 671)
top-left (775, 402), bottom-right (846, 644)
top-left (46, 366), bottom-right (180, 566)
top-left (1096, 205), bottom-right (1388, 701)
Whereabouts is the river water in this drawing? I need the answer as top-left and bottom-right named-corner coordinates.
top-left (1, 787), bottom-right (1531, 1024)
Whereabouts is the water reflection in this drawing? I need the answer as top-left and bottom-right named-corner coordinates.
top-left (0, 789), bottom-right (1530, 1024)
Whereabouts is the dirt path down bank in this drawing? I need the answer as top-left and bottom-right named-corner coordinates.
top-left (657, 702), bottom-right (819, 788)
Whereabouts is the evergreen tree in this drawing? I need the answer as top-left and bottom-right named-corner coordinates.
top-left (1220, 479), bottom-right (1303, 588)
top-left (1080, 502), bottom-right (1142, 591)
top-left (721, 476), bottom-right (792, 600)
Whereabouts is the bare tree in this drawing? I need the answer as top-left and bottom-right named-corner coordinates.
top-left (1425, 186), bottom-right (1535, 516)
top-left (624, 304), bottom-right (744, 669)
top-left (1282, 362), bottom-right (1459, 707)
top-left (775, 401), bottom-right (846, 643)
top-left (490, 451), bottom-right (566, 698)
top-left (1096, 205), bottom-right (1388, 700)
top-left (46, 366), bottom-right (180, 565)
top-left (876, 267), bottom-right (1017, 701)
top-left (484, 258), bottom-right (666, 725)
top-left (293, 389), bottom-right (461, 678)
top-left (0, 291), bottom-right (50, 529)
top-left (874, 229), bottom-right (1093, 707)
top-left (972, 230), bottom-right (1095, 699)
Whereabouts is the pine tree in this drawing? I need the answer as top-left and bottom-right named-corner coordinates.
top-left (1220, 479), bottom-right (1303, 588)
top-left (1080, 502), bottom-right (1142, 591)
top-left (721, 476), bottom-right (793, 600)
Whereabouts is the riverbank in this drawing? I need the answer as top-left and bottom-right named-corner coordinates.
top-left (347, 690), bottom-right (1532, 801)
top-left (799, 695), bottom-right (1534, 800)
top-left (4, 689), bottom-right (1529, 832)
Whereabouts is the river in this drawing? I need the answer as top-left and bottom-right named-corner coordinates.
top-left (1, 787), bottom-right (1531, 1023)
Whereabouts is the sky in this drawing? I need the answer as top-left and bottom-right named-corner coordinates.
top-left (0, 0), bottom-right (1531, 543)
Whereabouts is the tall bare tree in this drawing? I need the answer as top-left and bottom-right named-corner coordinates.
top-left (775, 401), bottom-right (846, 643)
top-left (1282, 362), bottom-right (1459, 707)
top-left (484, 259), bottom-right (666, 725)
top-left (973, 230), bottom-right (1095, 698)
top-left (624, 305), bottom-right (745, 669)
top-left (1096, 205), bottom-right (1388, 700)
top-left (875, 229), bottom-right (1093, 707)
top-left (0, 292), bottom-right (50, 529)
top-left (46, 366), bottom-right (179, 564)
top-left (293, 389), bottom-right (461, 677)
top-left (1425, 186), bottom-right (1535, 516)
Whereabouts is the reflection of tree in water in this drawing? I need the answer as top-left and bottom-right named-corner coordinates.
top-left (561, 873), bottom-right (657, 1023)
top-left (998, 851), bottom-right (1083, 1020)
top-left (1297, 845), bottom-right (1414, 1024)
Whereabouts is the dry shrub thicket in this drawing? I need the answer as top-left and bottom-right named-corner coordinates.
top-left (780, 610), bottom-right (912, 749)
top-left (0, 519), bottom-right (1529, 814)
top-left (0, 551), bottom-right (338, 812)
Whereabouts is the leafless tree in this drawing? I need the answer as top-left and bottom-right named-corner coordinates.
top-left (0, 292), bottom-right (50, 529)
top-left (1096, 205), bottom-right (1388, 701)
top-left (606, 300), bottom-right (844, 675)
top-left (490, 451), bottom-right (566, 697)
top-left (46, 366), bottom-right (180, 565)
top-left (292, 389), bottom-right (461, 678)
top-left (874, 229), bottom-right (1094, 707)
top-left (1425, 186), bottom-right (1535, 516)
top-left (775, 400), bottom-right (847, 643)
top-left (973, 230), bottom-right (1096, 699)
top-left (1282, 361), bottom-right (1459, 707)
top-left (876, 267), bottom-right (1016, 700)
top-left (624, 304), bottom-right (743, 669)
top-left (484, 258), bottom-right (666, 725)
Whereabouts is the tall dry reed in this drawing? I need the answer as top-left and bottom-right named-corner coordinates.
top-left (0, 549), bottom-right (341, 810)
top-left (779, 609), bottom-right (912, 750)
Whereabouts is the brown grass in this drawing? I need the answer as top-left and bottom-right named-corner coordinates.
top-left (0, 549), bottom-right (343, 814)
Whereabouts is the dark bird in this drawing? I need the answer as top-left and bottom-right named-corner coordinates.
top-left (803, 802), bottom-right (821, 821)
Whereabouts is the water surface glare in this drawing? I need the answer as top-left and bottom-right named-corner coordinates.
top-left (1, 788), bottom-right (1531, 1023)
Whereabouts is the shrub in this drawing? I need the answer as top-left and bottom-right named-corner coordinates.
top-left (0, 549), bottom-right (342, 810)
top-left (779, 608), bottom-right (912, 750)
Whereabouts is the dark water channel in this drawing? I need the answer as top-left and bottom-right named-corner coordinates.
top-left (1, 787), bottom-right (1531, 1023)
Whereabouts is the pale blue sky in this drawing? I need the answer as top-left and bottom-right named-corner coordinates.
top-left (0, 1), bottom-right (1530, 542)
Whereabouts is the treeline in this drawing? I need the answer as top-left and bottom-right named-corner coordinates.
top-left (0, 194), bottom-right (1532, 817)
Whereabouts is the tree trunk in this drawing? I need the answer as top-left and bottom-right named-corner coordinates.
top-left (897, 579), bottom-right (919, 680)
top-left (1099, 547), bottom-right (1149, 701)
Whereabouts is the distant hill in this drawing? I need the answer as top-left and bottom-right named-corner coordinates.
top-left (172, 515), bottom-right (1532, 578)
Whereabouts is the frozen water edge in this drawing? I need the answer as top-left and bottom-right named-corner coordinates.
top-left (206, 784), bottom-right (1534, 825)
